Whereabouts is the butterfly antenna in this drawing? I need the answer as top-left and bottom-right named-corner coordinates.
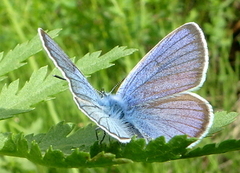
top-left (53, 75), bottom-right (66, 80)
top-left (95, 89), bottom-right (107, 97)
top-left (110, 77), bottom-right (126, 93)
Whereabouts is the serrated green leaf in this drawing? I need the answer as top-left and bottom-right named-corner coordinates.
top-left (0, 29), bottom-right (66, 119)
top-left (0, 29), bottom-right (61, 77)
top-left (117, 136), bottom-right (194, 162)
top-left (0, 132), bottom-right (14, 151)
top-left (0, 123), bottom-right (132, 167)
top-left (208, 111), bottom-right (238, 135)
top-left (0, 114), bottom-right (239, 168)
top-left (28, 141), bottom-right (43, 163)
top-left (0, 31), bottom-right (137, 119)
top-left (0, 29), bottom-right (239, 168)
top-left (77, 46), bottom-right (138, 75)
top-left (0, 133), bottom-right (23, 157)
top-left (31, 122), bottom-right (97, 153)
top-left (0, 67), bottom-right (67, 119)
top-left (182, 139), bottom-right (240, 159)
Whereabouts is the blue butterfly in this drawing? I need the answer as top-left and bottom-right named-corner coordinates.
top-left (38, 22), bottom-right (213, 147)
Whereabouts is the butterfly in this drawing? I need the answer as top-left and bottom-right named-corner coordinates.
top-left (38, 22), bottom-right (213, 147)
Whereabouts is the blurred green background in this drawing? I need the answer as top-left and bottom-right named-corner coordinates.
top-left (0, 0), bottom-right (240, 172)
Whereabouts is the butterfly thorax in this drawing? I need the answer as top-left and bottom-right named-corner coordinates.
top-left (101, 94), bottom-right (127, 120)
top-left (99, 94), bottom-right (144, 140)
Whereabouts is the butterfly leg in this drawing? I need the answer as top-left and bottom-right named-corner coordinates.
top-left (95, 127), bottom-right (106, 144)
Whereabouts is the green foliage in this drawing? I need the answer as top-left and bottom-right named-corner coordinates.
top-left (0, 0), bottom-right (239, 172)
top-left (0, 112), bottom-right (239, 168)
top-left (0, 29), bottom-right (60, 77)
top-left (0, 30), bottom-right (64, 119)
top-left (183, 139), bottom-right (240, 159)
top-left (0, 31), bottom-right (239, 168)
top-left (0, 67), bottom-right (65, 119)
top-left (79, 46), bottom-right (137, 75)
top-left (208, 111), bottom-right (238, 135)
top-left (0, 30), bottom-right (136, 120)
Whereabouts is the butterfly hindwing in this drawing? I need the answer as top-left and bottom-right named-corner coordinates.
top-left (123, 93), bottom-right (213, 146)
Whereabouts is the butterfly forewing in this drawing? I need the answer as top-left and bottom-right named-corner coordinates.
top-left (38, 29), bottom-right (132, 141)
top-left (38, 29), bottom-right (106, 122)
top-left (117, 23), bottom-right (208, 106)
top-left (38, 29), bottom-right (100, 103)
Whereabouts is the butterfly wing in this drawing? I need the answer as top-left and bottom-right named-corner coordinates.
top-left (117, 22), bottom-right (209, 106)
top-left (116, 22), bottom-right (213, 145)
top-left (38, 29), bottom-right (133, 142)
top-left (124, 93), bottom-right (213, 147)
top-left (38, 29), bottom-right (100, 103)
